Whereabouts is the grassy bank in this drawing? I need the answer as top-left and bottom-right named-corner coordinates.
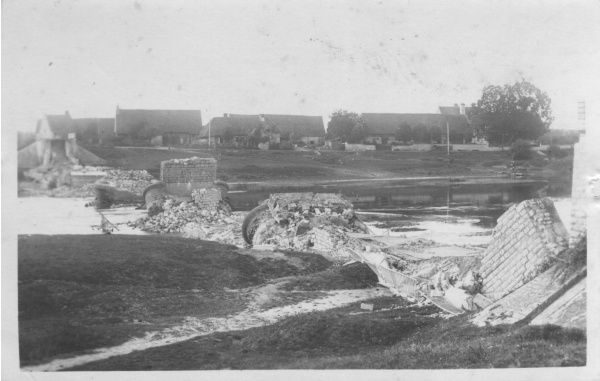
top-left (18, 234), bottom-right (331, 366)
top-left (20, 234), bottom-right (585, 370)
top-left (70, 298), bottom-right (585, 371)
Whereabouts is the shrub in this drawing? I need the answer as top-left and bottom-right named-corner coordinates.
top-left (547, 144), bottom-right (570, 159)
top-left (511, 140), bottom-right (533, 160)
top-left (279, 141), bottom-right (295, 150)
top-left (530, 158), bottom-right (549, 168)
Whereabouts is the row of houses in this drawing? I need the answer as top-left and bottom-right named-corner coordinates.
top-left (33, 103), bottom-right (478, 149)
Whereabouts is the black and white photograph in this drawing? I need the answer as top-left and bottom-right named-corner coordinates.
top-left (2, 0), bottom-right (599, 379)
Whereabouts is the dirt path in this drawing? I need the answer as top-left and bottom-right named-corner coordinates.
top-left (23, 287), bottom-right (390, 372)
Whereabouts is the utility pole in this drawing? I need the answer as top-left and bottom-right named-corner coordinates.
top-left (207, 105), bottom-right (211, 150)
top-left (446, 121), bottom-right (450, 155)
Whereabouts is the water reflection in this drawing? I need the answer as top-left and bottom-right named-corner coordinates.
top-left (228, 181), bottom-right (553, 226)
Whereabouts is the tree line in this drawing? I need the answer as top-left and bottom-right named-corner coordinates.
top-left (327, 81), bottom-right (557, 146)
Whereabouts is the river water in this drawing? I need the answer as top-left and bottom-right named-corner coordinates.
top-left (16, 180), bottom-right (571, 238)
top-left (228, 180), bottom-right (555, 227)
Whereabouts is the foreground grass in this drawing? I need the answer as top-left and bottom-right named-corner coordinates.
top-left (70, 297), bottom-right (585, 370)
top-left (18, 235), bottom-right (331, 365)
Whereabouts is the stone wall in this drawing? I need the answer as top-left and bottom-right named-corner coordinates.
top-left (192, 188), bottom-right (222, 212)
top-left (160, 157), bottom-right (216, 197)
top-left (479, 198), bottom-right (569, 301)
top-left (344, 143), bottom-right (376, 151)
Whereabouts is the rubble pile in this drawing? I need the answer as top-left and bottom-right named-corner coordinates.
top-left (102, 169), bottom-right (155, 195)
top-left (249, 193), bottom-right (370, 261)
top-left (128, 196), bottom-right (234, 234)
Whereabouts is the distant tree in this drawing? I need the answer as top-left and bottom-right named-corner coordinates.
top-left (469, 81), bottom-right (553, 146)
top-left (412, 123), bottom-right (428, 143)
top-left (395, 122), bottom-right (412, 143)
top-left (429, 125), bottom-right (442, 143)
top-left (327, 110), bottom-right (367, 143)
top-left (511, 139), bottom-right (534, 160)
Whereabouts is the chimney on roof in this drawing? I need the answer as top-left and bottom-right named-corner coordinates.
top-left (223, 113), bottom-right (228, 117)
top-left (459, 103), bottom-right (466, 115)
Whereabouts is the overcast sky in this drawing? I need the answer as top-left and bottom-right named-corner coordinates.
top-left (3, 0), bottom-right (600, 133)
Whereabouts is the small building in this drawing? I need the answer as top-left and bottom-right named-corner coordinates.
top-left (261, 114), bottom-right (326, 146)
top-left (201, 113), bottom-right (324, 147)
top-left (115, 107), bottom-right (202, 146)
top-left (362, 113), bottom-right (472, 145)
top-left (19, 112), bottom-right (106, 171)
top-left (34, 112), bottom-right (79, 166)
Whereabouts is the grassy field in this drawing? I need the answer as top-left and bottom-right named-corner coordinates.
top-left (82, 146), bottom-right (516, 182)
top-left (18, 235), bottom-right (331, 366)
top-left (69, 298), bottom-right (585, 371)
top-left (19, 234), bottom-right (585, 370)
top-left (81, 145), bottom-right (574, 188)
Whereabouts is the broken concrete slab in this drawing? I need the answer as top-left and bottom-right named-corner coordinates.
top-left (479, 198), bottom-right (569, 301)
top-left (472, 265), bottom-right (586, 326)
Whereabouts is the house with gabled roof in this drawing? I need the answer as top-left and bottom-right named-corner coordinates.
top-left (200, 114), bottom-right (280, 148)
top-left (201, 113), bottom-right (325, 147)
top-left (260, 114), bottom-right (326, 146)
top-left (115, 107), bottom-right (202, 146)
top-left (361, 113), bottom-right (472, 145)
top-left (73, 117), bottom-right (115, 144)
top-left (439, 103), bottom-right (472, 119)
top-left (19, 112), bottom-right (106, 170)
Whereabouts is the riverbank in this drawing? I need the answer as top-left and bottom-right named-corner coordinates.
top-left (79, 146), bottom-right (571, 186)
top-left (18, 234), bottom-right (585, 370)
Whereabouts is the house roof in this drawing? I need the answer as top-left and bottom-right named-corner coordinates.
top-left (362, 113), bottom-right (471, 135)
top-left (73, 118), bottom-right (115, 136)
top-left (40, 114), bottom-right (77, 138)
top-left (261, 114), bottom-right (325, 137)
top-left (200, 115), bottom-right (260, 137)
top-left (439, 106), bottom-right (473, 115)
top-left (201, 114), bottom-right (325, 138)
top-left (115, 109), bottom-right (202, 135)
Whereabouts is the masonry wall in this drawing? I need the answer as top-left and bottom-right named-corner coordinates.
top-left (569, 135), bottom-right (588, 246)
top-left (479, 198), bottom-right (569, 301)
top-left (160, 157), bottom-right (216, 197)
top-left (192, 187), bottom-right (221, 211)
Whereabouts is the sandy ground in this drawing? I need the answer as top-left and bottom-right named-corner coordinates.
top-left (22, 287), bottom-right (391, 372)
top-left (16, 197), bottom-right (147, 235)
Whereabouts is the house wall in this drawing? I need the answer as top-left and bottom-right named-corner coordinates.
top-left (36, 118), bottom-right (55, 140)
top-left (391, 144), bottom-right (431, 152)
top-left (345, 143), bottom-right (376, 151)
top-left (300, 136), bottom-right (324, 146)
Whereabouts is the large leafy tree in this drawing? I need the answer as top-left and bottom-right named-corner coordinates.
top-left (395, 122), bottom-right (412, 143)
top-left (469, 81), bottom-right (553, 146)
top-left (412, 123), bottom-right (428, 143)
top-left (327, 110), bottom-right (367, 143)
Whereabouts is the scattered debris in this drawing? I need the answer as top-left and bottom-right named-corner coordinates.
top-left (360, 303), bottom-right (374, 311)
